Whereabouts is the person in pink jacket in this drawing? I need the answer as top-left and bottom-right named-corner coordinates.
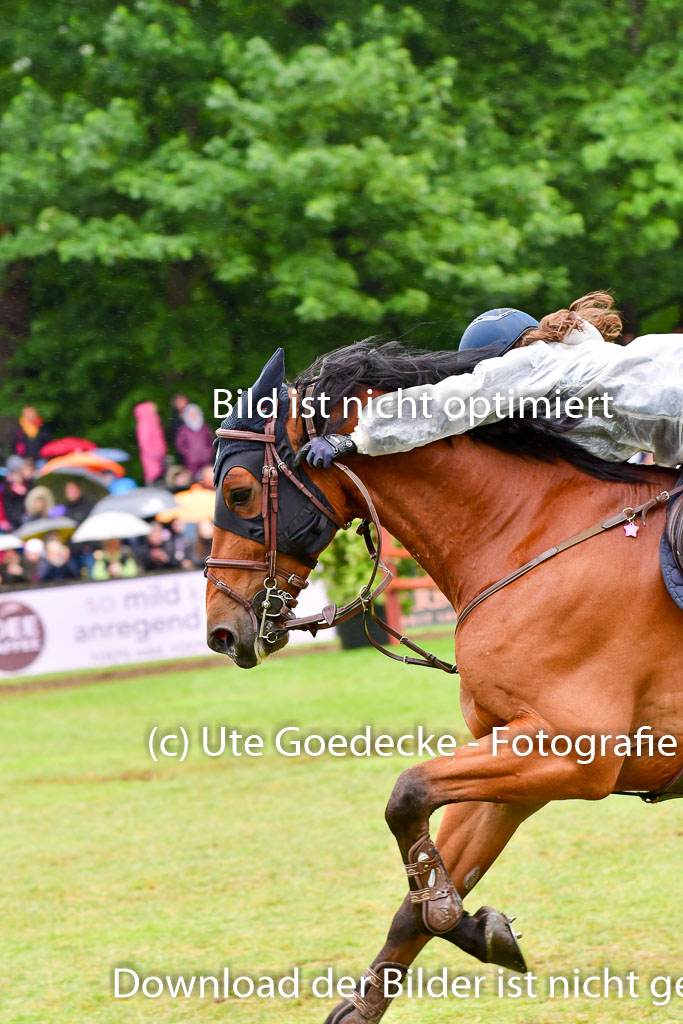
top-left (134, 402), bottom-right (167, 484)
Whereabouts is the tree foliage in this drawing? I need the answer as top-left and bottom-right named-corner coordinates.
top-left (1, 1), bottom-right (682, 446)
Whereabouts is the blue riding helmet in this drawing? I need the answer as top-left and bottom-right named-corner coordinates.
top-left (459, 308), bottom-right (540, 356)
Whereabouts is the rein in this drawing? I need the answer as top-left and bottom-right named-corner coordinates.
top-left (205, 410), bottom-right (458, 671)
top-left (206, 401), bottom-right (683, 675)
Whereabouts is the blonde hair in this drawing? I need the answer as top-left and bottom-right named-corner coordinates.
top-left (516, 292), bottom-right (622, 347)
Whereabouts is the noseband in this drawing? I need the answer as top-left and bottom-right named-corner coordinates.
top-left (205, 413), bottom-right (348, 640)
top-left (205, 402), bottom-right (459, 671)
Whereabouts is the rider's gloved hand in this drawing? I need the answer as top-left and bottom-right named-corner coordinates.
top-left (295, 434), bottom-right (357, 469)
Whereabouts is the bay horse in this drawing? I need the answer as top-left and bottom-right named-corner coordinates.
top-left (205, 344), bottom-right (683, 1023)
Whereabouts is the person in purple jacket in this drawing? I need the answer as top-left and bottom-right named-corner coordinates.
top-left (174, 404), bottom-right (214, 478)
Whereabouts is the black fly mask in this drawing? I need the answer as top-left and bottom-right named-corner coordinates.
top-left (212, 348), bottom-right (337, 569)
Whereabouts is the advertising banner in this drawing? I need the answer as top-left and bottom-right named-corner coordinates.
top-left (0, 571), bottom-right (331, 678)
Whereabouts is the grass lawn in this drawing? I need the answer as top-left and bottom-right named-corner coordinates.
top-left (1, 641), bottom-right (682, 1023)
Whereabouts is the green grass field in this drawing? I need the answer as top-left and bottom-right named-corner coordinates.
top-left (2, 643), bottom-right (682, 1023)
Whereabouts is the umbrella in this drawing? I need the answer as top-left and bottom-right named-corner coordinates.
top-left (38, 468), bottom-right (110, 502)
top-left (15, 516), bottom-right (77, 541)
top-left (109, 476), bottom-right (137, 496)
top-left (72, 511), bottom-right (151, 543)
top-left (156, 484), bottom-right (214, 523)
top-left (92, 488), bottom-right (178, 520)
top-left (40, 437), bottom-right (97, 458)
top-left (90, 447), bottom-right (131, 463)
top-left (0, 534), bottom-right (23, 551)
top-left (40, 452), bottom-right (125, 478)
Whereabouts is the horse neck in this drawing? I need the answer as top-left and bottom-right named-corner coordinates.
top-left (334, 436), bottom-right (597, 612)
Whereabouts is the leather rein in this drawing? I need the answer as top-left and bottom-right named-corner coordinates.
top-left (204, 405), bottom-right (457, 671)
top-left (205, 398), bottom-right (683, 674)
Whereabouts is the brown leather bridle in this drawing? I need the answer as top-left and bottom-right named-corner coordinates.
top-left (204, 403), bottom-right (459, 670)
top-left (204, 413), bottom-right (343, 638)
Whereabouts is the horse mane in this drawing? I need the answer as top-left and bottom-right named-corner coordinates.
top-left (294, 338), bottom-right (645, 483)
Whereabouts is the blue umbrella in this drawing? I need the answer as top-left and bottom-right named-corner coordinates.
top-left (109, 476), bottom-right (137, 495)
top-left (91, 447), bottom-right (131, 463)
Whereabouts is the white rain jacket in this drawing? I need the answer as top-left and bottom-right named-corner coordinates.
top-left (349, 322), bottom-right (683, 468)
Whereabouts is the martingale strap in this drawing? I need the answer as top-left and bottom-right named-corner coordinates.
top-left (454, 481), bottom-right (683, 637)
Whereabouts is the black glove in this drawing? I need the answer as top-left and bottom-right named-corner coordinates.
top-left (294, 434), bottom-right (357, 469)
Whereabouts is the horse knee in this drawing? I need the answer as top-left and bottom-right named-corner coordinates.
top-left (385, 767), bottom-right (429, 835)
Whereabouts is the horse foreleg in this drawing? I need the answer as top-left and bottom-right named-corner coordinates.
top-left (385, 719), bottom-right (623, 849)
top-left (322, 799), bottom-right (539, 1024)
top-left (433, 799), bottom-right (541, 970)
top-left (383, 720), bottom-right (623, 967)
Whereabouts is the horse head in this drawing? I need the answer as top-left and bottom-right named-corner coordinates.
top-left (205, 349), bottom-right (349, 668)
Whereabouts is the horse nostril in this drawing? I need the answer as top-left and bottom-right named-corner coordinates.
top-left (209, 627), bottom-right (235, 655)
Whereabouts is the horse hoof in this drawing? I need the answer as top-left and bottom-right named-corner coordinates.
top-left (440, 905), bottom-right (527, 973)
top-left (476, 905), bottom-right (527, 972)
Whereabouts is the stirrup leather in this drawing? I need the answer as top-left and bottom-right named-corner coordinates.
top-left (404, 834), bottom-right (463, 935)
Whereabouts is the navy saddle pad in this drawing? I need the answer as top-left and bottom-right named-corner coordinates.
top-left (660, 472), bottom-right (683, 611)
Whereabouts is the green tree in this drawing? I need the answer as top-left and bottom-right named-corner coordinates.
top-left (1, 1), bottom-right (682, 449)
top-left (0, 2), bottom-right (577, 445)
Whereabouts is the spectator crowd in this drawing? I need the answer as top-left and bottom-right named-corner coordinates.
top-left (0, 397), bottom-right (216, 588)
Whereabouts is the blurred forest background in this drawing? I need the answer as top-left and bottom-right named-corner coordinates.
top-left (1, 0), bottom-right (682, 448)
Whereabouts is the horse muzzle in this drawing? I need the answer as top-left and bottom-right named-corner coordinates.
top-left (207, 616), bottom-right (289, 669)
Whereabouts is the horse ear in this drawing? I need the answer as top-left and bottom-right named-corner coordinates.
top-left (251, 348), bottom-right (285, 404)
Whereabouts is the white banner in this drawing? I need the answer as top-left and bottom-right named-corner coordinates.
top-left (0, 571), bottom-right (332, 678)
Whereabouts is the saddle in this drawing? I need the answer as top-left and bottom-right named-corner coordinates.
top-left (660, 470), bottom-right (683, 611)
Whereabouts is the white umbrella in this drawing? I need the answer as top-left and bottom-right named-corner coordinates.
top-left (72, 511), bottom-right (151, 543)
top-left (0, 534), bottom-right (23, 551)
top-left (92, 487), bottom-right (178, 519)
top-left (15, 516), bottom-right (77, 541)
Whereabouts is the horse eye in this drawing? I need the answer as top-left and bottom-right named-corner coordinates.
top-left (230, 488), bottom-right (252, 506)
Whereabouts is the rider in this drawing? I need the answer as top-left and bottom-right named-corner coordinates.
top-left (298, 292), bottom-right (683, 471)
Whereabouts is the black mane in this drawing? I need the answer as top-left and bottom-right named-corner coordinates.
top-left (294, 338), bottom-right (645, 483)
